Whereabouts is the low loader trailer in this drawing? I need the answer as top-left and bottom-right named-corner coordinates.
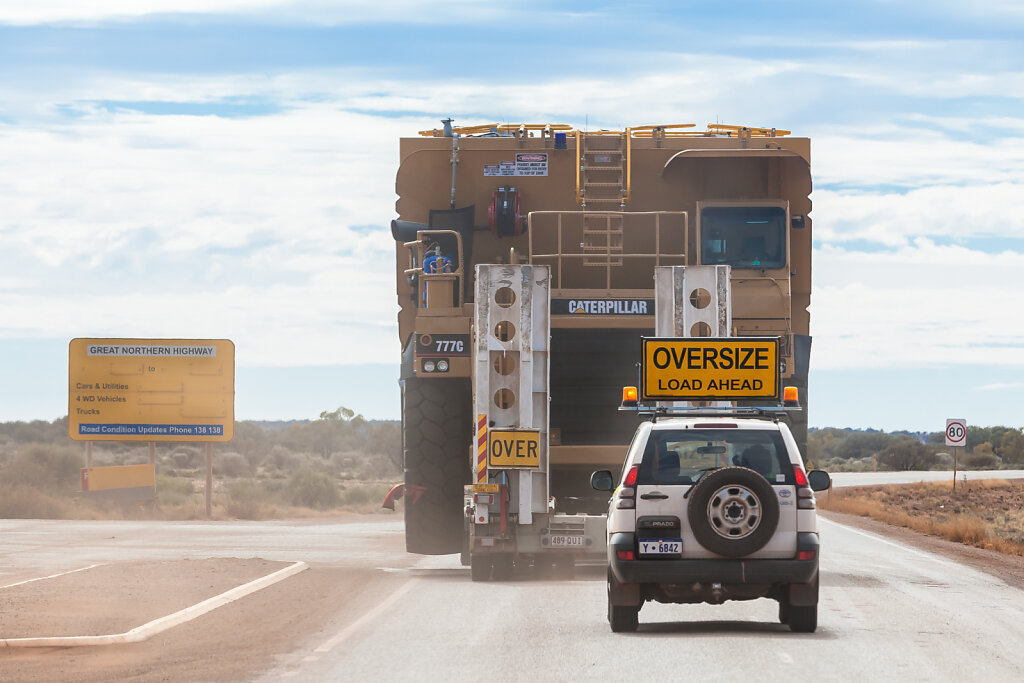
top-left (389, 121), bottom-right (813, 579)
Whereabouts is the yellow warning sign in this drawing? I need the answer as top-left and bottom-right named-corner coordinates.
top-left (488, 429), bottom-right (541, 469)
top-left (68, 338), bottom-right (235, 442)
top-left (641, 337), bottom-right (780, 401)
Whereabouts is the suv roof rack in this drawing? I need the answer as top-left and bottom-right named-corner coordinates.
top-left (618, 404), bottom-right (800, 423)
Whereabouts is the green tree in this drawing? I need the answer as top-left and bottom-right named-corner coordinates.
top-left (966, 425), bottom-right (1008, 452)
top-left (834, 431), bottom-right (895, 461)
top-left (999, 429), bottom-right (1024, 464)
top-left (878, 437), bottom-right (937, 471)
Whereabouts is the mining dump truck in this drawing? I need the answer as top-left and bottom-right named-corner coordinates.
top-left (391, 121), bottom-right (811, 578)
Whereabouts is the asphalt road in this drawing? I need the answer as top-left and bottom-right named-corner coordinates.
top-left (258, 516), bottom-right (1024, 682)
top-left (830, 469), bottom-right (1024, 487)
top-left (3, 472), bottom-right (1024, 682)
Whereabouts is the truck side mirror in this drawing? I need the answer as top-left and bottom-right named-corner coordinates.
top-left (591, 470), bottom-right (615, 491)
top-left (807, 470), bottom-right (831, 492)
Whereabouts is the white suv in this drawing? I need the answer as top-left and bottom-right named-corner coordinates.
top-left (592, 415), bottom-right (831, 633)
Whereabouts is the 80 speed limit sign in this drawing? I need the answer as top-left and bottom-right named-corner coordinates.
top-left (945, 418), bottom-right (967, 447)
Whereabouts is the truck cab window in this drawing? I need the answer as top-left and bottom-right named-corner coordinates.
top-left (700, 206), bottom-right (786, 269)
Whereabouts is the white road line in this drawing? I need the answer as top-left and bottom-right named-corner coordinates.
top-left (1, 561), bottom-right (308, 648)
top-left (312, 578), bottom-right (419, 654)
top-left (0, 564), bottom-right (103, 589)
top-left (819, 517), bottom-right (971, 571)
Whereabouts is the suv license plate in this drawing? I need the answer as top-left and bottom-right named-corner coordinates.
top-left (549, 535), bottom-right (585, 547)
top-left (639, 539), bottom-right (682, 555)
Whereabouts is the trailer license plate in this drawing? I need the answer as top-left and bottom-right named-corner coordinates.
top-left (549, 535), bottom-right (584, 547)
top-left (639, 539), bottom-right (682, 555)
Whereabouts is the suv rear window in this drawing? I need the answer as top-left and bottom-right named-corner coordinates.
top-left (637, 429), bottom-right (792, 485)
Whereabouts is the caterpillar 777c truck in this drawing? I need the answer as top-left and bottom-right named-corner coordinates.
top-left (391, 121), bottom-right (812, 578)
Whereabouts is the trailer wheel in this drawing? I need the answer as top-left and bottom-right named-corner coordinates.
top-left (491, 555), bottom-right (514, 581)
top-left (403, 377), bottom-right (472, 555)
top-left (470, 554), bottom-right (492, 582)
top-left (554, 555), bottom-right (576, 580)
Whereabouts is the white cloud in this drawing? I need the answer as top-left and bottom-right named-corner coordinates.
top-left (810, 243), bottom-right (1024, 371)
top-left (3, 65), bottom-right (1024, 380)
top-left (0, 102), bottom-right (412, 367)
top-left (813, 128), bottom-right (1024, 189)
top-left (976, 382), bottom-right (1024, 391)
top-left (813, 184), bottom-right (1024, 246)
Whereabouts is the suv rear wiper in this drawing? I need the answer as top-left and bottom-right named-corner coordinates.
top-left (683, 467), bottom-right (722, 498)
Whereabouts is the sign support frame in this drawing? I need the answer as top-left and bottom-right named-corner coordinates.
top-left (945, 418), bottom-right (967, 493)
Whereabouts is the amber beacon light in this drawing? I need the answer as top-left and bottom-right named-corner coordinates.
top-left (621, 386), bottom-right (639, 407)
top-left (783, 386), bottom-right (800, 407)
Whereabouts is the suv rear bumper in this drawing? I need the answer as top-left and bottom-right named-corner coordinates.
top-left (608, 532), bottom-right (819, 585)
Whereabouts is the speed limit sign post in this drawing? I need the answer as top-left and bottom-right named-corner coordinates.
top-left (946, 419), bottom-right (966, 491)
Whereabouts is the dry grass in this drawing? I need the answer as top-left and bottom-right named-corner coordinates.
top-left (820, 479), bottom-right (1024, 557)
top-left (0, 480), bottom-right (399, 521)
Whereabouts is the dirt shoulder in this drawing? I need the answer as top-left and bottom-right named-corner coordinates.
top-left (0, 563), bottom-right (399, 683)
top-left (820, 509), bottom-right (1024, 591)
top-left (0, 514), bottom-right (414, 682)
top-left (1, 558), bottom-right (287, 639)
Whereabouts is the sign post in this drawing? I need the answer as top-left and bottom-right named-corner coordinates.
top-left (945, 418), bottom-right (967, 491)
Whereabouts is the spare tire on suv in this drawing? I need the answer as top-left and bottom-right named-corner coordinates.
top-left (686, 466), bottom-right (780, 557)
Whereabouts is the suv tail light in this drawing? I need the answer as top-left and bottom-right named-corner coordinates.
top-left (616, 465), bottom-right (639, 509)
top-left (794, 465), bottom-right (815, 509)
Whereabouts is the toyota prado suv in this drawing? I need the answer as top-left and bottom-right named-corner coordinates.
top-left (592, 415), bottom-right (831, 633)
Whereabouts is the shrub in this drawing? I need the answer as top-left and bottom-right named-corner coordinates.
top-left (285, 469), bottom-right (340, 509)
top-left (156, 474), bottom-right (195, 506)
top-left (0, 483), bottom-right (73, 518)
top-left (1, 443), bottom-right (82, 492)
top-left (341, 486), bottom-right (374, 505)
top-left (224, 480), bottom-right (265, 518)
top-left (964, 452), bottom-right (999, 469)
top-left (157, 474), bottom-right (193, 495)
top-left (266, 446), bottom-right (297, 470)
top-left (214, 452), bottom-right (251, 478)
top-left (227, 478), bottom-right (273, 503)
top-left (878, 439), bottom-right (937, 471)
top-left (341, 484), bottom-right (391, 507)
top-left (170, 449), bottom-right (199, 469)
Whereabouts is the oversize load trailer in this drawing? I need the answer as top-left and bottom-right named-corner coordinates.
top-left (391, 122), bottom-right (812, 575)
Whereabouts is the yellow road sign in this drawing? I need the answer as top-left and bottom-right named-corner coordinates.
top-left (68, 338), bottom-right (235, 442)
top-left (488, 429), bottom-right (541, 468)
top-left (81, 464), bottom-right (156, 491)
top-left (641, 337), bottom-right (780, 401)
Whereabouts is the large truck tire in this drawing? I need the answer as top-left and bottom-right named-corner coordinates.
top-left (403, 377), bottom-right (472, 555)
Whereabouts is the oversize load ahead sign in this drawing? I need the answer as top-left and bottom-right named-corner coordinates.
top-left (641, 337), bottom-right (780, 401)
top-left (68, 338), bottom-right (235, 442)
top-left (488, 428), bottom-right (540, 468)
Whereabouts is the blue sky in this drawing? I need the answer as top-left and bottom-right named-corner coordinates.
top-left (1, 1), bottom-right (1022, 431)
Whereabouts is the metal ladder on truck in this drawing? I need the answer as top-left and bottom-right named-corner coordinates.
top-left (467, 264), bottom-right (605, 581)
